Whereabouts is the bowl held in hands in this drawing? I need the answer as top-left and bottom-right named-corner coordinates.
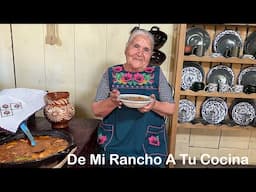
top-left (119, 94), bottom-right (153, 108)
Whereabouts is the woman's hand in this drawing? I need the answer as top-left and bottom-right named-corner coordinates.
top-left (92, 89), bottom-right (122, 118)
top-left (109, 89), bottom-right (122, 108)
top-left (138, 94), bottom-right (156, 113)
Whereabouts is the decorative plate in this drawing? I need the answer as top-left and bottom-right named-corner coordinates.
top-left (229, 99), bottom-right (256, 126)
top-left (213, 30), bottom-right (243, 57)
top-left (201, 97), bottom-right (228, 124)
top-left (244, 31), bottom-right (256, 56)
top-left (238, 66), bottom-right (256, 86)
top-left (231, 101), bottom-right (255, 126)
top-left (206, 65), bottom-right (234, 86)
top-left (181, 62), bottom-right (204, 90)
top-left (186, 27), bottom-right (210, 51)
top-left (184, 62), bottom-right (204, 76)
top-left (178, 99), bottom-right (196, 123)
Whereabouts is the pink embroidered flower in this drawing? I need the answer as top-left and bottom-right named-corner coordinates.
top-left (148, 135), bottom-right (160, 146)
top-left (98, 135), bottom-right (107, 145)
top-left (134, 73), bottom-right (146, 85)
top-left (120, 72), bottom-right (132, 84)
top-left (145, 67), bottom-right (154, 73)
top-left (113, 66), bottom-right (123, 73)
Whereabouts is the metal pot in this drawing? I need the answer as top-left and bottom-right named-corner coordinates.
top-left (149, 26), bottom-right (168, 49)
top-left (0, 130), bottom-right (76, 168)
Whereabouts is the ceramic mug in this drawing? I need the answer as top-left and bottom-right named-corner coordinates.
top-left (242, 54), bottom-right (255, 59)
top-left (243, 85), bottom-right (256, 94)
top-left (205, 83), bottom-right (218, 92)
top-left (219, 83), bottom-right (231, 93)
top-left (190, 81), bottom-right (205, 92)
top-left (231, 85), bottom-right (244, 93)
top-left (211, 53), bottom-right (222, 58)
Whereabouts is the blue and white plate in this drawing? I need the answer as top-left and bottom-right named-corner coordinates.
top-left (178, 99), bottom-right (196, 123)
top-left (201, 97), bottom-right (228, 124)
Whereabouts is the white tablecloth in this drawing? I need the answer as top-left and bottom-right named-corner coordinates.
top-left (0, 88), bottom-right (46, 133)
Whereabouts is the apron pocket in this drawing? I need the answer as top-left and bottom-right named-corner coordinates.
top-left (97, 123), bottom-right (114, 150)
top-left (143, 125), bottom-right (167, 157)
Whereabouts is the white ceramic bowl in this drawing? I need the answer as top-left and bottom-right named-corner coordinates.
top-left (119, 94), bottom-right (153, 108)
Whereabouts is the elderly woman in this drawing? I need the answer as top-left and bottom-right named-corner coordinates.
top-left (92, 28), bottom-right (175, 167)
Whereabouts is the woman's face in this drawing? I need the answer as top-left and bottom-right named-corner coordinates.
top-left (125, 35), bottom-right (152, 72)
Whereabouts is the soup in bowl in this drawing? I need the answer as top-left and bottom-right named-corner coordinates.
top-left (119, 94), bottom-right (153, 108)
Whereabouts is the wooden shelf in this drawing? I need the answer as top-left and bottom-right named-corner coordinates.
top-left (168, 24), bottom-right (256, 168)
top-left (180, 90), bottom-right (256, 99)
top-left (184, 55), bottom-right (256, 64)
top-left (177, 122), bottom-right (255, 131)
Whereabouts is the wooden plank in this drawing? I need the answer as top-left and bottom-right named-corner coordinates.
top-left (180, 90), bottom-right (256, 99)
top-left (44, 24), bottom-right (75, 107)
top-left (184, 55), bottom-right (256, 64)
top-left (12, 24), bottom-right (46, 90)
top-left (171, 23), bottom-right (256, 167)
top-left (204, 24), bottom-right (215, 56)
top-left (237, 26), bottom-right (247, 56)
top-left (75, 24), bottom-right (108, 117)
top-left (195, 96), bottom-right (204, 118)
top-left (0, 24), bottom-right (15, 89)
top-left (201, 61), bottom-right (210, 84)
top-left (170, 24), bottom-right (187, 157)
top-left (178, 122), bottom-right (255, 130)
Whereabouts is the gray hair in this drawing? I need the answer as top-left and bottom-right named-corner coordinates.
top-left (126, 28), bottom-right (154, 51)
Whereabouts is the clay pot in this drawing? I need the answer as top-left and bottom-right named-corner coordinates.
top-left (150, 49), bottom-right (166, 66)
top-left (44, 91), bottom-right (75, 129)
top-left (149, 26), bottom-right (168, 49)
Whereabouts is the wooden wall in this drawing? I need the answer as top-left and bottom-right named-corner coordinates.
top-left (0, 24), bottom-right (174, 118)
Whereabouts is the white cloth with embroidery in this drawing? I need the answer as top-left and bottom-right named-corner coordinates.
top-left (0, 88), bottom-right (47, 133)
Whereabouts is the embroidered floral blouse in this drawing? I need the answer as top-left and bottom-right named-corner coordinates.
top-left (95, 64), bottom-right (174, 103)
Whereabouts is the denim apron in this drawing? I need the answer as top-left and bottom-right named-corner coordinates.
top-left (97, 65), bottom-right (168, 167)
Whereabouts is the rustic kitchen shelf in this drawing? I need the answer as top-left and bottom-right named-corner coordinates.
top-left (168, 24), bottom-right (256, 166)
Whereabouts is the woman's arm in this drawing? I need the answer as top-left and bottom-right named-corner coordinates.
top-left (92, 89), bottom-right (121, 118)
top-left (152, 100), bottom-right (175, 117)
top-left (138, 94), bottom-right (175, 117)
top-left (137, 68), bottom-right (176, 117)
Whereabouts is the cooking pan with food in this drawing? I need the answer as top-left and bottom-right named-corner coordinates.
top-left (0, 130), bottom-right (76, 168)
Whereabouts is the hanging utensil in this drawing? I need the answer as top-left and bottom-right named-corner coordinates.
top-left (55, 24), bottom-right (62, 46)
top-left (45, 24), bottom-right (56, 45)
